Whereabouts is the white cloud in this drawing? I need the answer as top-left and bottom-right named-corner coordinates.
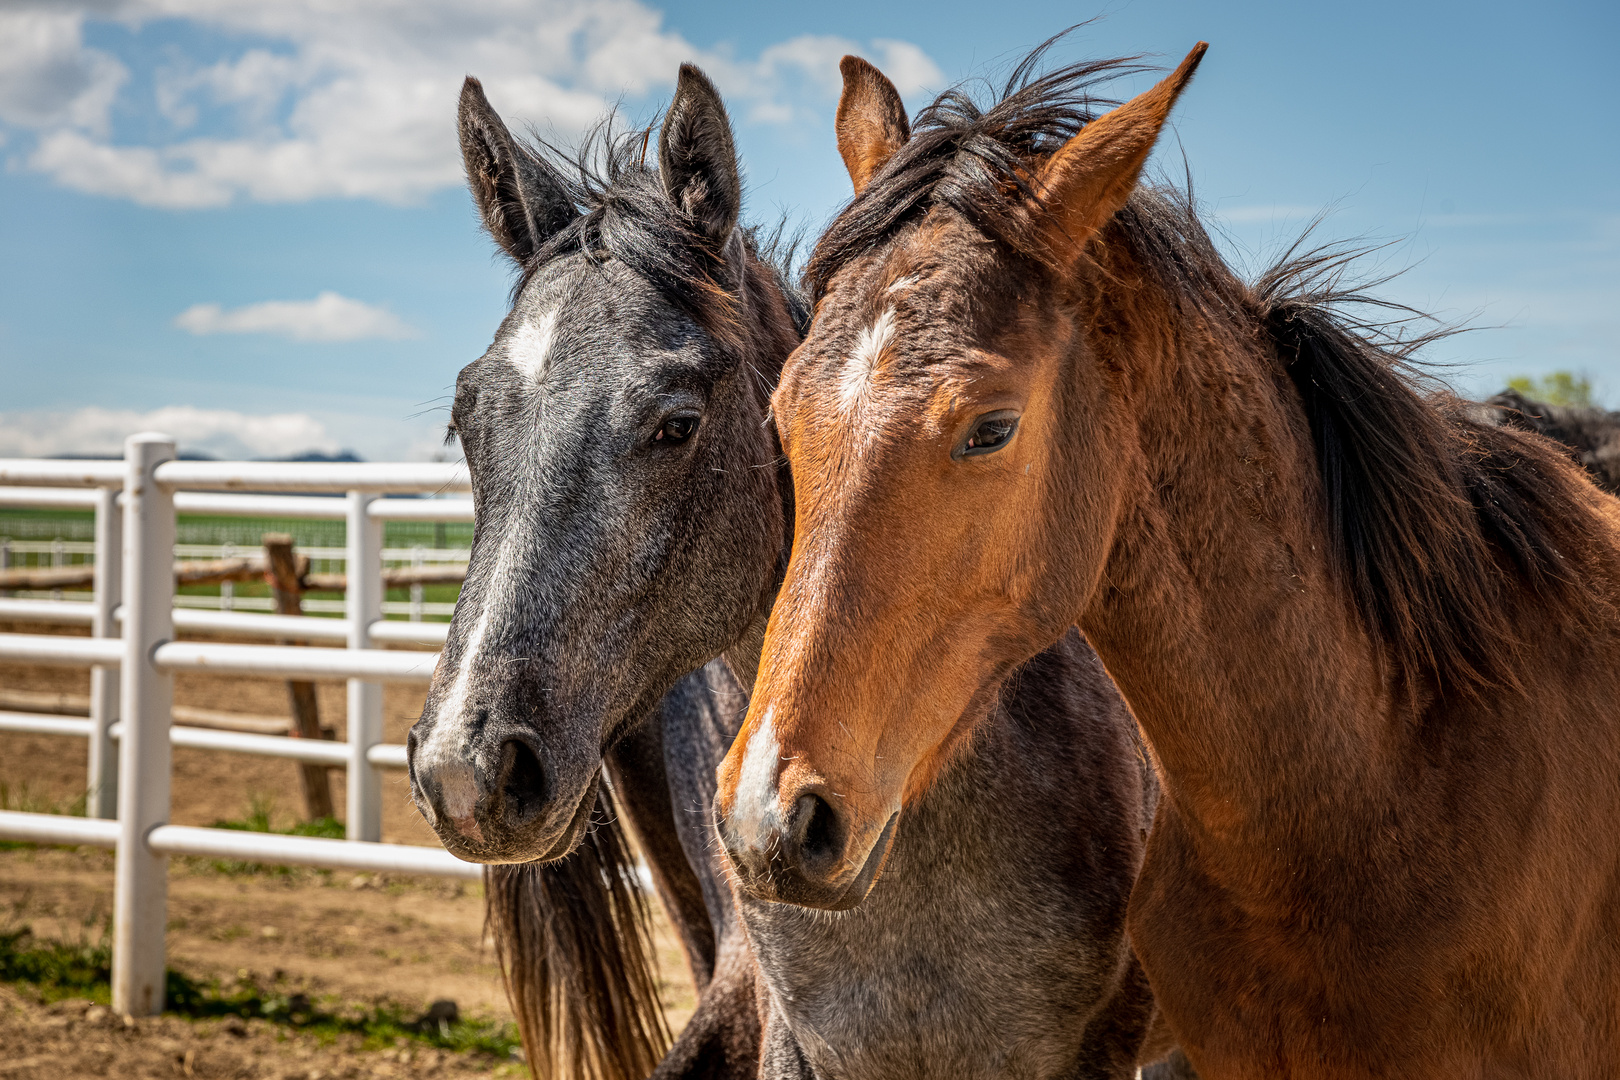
top-left (0, 406), bottom-right (342, 460)
top-left (174, 292), bottom-right (417, 342)
top-left (868, 40), bottom-right (945, 99)
top-left (0, 9), bottom-right (127, 134)
top-left (0, 1), bottom-right (942, 209)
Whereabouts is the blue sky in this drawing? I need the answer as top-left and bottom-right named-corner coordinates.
top-left (0, 0), bottom-right (1614, 459)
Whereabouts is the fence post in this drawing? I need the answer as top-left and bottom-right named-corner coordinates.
top-left (88, 485), bottom-right (122, 820)
top-left (410, 545), bottom-right (424, 622)
top-left (345, 491), bottom-right (382, 842)
top-left (263, 533), bottom-right (334, 820)
top-left (114, 433), bottom-right (175, 1017)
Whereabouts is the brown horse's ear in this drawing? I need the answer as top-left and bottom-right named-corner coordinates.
top-left (836, 55), bottom-right (910, 194)
top-left (1032, 42), bottom-right (1207, 263)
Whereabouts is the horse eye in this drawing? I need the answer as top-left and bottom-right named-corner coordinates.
top-left (653, 414), bottom-right (699, 446)
top-left (959, 411), bottom-right (1020, 458)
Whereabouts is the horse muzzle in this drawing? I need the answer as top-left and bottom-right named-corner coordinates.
top-left (719, 787), bottom-right (900, 910)
top-left (407, 726), bottom-right (597, 863)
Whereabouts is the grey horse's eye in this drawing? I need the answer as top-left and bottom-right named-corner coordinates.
top-left (956, 411), bottom-right (1019, 459)
top-left (653, 414), bottom-right (699, 446)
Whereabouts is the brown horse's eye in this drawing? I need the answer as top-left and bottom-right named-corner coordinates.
top-left (653, 414), bottom-right (699, 446)
top-left (958, 411), bottom-right (1020, 458)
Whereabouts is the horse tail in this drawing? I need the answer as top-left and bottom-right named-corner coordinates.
top-left (485, 785), bottom-right (672, 1080)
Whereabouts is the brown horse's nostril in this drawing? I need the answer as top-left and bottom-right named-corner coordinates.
top-left (497, 737), bottom-right (550, 829)
top-left (789, 791), bottom-right (847, 878)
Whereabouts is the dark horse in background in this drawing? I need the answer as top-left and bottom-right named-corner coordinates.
top-left (1482, 390), bottom-right (1620, 495)
top-left (405, 65), bottom-right (1196, 1079)
top-left (718, 35), bottom-right (1620, 1080)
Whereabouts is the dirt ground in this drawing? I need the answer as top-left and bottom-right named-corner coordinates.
top-left (0, 621), bottom-right (697, 1077)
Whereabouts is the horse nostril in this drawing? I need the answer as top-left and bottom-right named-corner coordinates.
top-left (499, 738), bottom-right (548, 826)
top-left (791, 792), bottom-right (844, 871)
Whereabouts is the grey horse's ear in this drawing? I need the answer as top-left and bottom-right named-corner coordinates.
top-left (459, 76), bottom-right (577, 265)
top-left (659, 64), bottom-right (742, 244)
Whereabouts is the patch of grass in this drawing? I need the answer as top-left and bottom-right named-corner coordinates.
top-left (0, 782), bottom-right (90, 852)
top-left (0, 924), bottom-right (520, 1057)
top-left (211, 794), bottom-right (345, 840)
top-left (195, 795), bottom-right (345, 875)
top-left (0, 782), bottom-right (88, 818)
top-left (163, 971), bottom-right (521, 1056)
top-left (0, 923), bottom-right (112, 1005)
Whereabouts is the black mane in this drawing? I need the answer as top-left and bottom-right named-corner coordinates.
top-left (512, 121), bottom-right (806, 338)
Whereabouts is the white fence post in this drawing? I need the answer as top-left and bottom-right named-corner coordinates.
top-left (88, 485), bottom-right (122, 820)
top-left (345, 491), bottom-right (383, 841)
top-left (113, 433), bottom-right (175, 1017)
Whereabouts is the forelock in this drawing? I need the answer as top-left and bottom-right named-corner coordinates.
top-left (506, 117), bottom-right (804, 353)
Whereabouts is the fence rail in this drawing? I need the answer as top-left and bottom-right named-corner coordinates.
top-left (0, 438), bottom-right (480, 1017)
top-left (0, 597), bottom-right (454, 641)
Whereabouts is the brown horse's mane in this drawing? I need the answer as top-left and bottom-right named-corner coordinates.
top-left (805, 35), bottom-right (1150, 301)
top-left (1255, 246), bottom-right (1611, 693)
top-left (807, 39), bottom-right (1615, 695)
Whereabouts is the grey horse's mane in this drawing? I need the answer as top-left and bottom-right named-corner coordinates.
top-left (512, 119), bottom-right (809, 340)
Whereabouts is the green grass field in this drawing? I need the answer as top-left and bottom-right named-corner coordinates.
top-left (1, 508), bottom-right (468, 620)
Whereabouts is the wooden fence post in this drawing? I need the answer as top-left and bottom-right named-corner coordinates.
top-left (262, 533), bottom-right (334, 821)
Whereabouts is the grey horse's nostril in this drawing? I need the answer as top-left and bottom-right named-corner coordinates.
top-left (497, 737), bottom-right (549, 827)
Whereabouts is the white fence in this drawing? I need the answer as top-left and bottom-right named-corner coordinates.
top-left (0, 435), bottom-right (482, 1018)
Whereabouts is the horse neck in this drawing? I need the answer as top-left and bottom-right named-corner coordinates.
top-left (1066, 243), bottom-right (1398, 860)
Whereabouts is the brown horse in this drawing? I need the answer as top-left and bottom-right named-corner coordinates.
top-left (715, 39), bottom-right (1620, 1079)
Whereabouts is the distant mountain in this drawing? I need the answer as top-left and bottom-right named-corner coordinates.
top-left (267, 450), bottom-right (365, 463)
top-left (48, 449), bottom-right (365, 462)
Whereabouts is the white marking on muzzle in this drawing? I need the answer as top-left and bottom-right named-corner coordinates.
top-left (416, 304), bottom-right (558, 793)
top-left (417, 286), bottom-right (550, 790)
top-left (437, 760), bottom-right (484, 842)
top-left (731, 706), bottom-right (784, 849)
top-left (418, 526), bottom-right (523, 773)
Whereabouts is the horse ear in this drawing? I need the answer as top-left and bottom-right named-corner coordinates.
top-left (1032, 43), bottom-right (1207, 264)
top-left (836, 55), bottom-right (909, 194)
top-left (459, 77), bottom-right (577, 266)
top-left (660, 64), bottom-right (742, 244)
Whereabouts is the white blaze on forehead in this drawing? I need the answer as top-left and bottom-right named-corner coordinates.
top-left (884, 274), bottom-right (919, 295)
top-left (731, 706), bottom-right (784, 849)
top-left (837, 307), bottom-right (896, 413)
top-left (506, 309), bottom-right (557, 386)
